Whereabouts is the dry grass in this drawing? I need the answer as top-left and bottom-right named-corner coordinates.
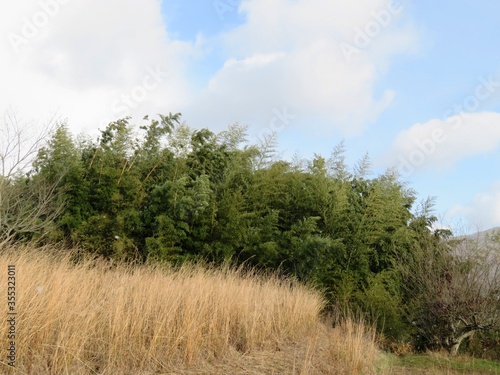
top-left (0, 245), bottom-right (384, 374)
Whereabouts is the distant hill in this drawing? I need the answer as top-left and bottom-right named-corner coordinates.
top-left (459, 226), bottom-right (500, 245)
top-left (452, 226), bottom-right (499, 258)
top-left (452, 227), bottom-right (499, 284)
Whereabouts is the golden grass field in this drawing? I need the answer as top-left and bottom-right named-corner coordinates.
top-left (0, 245), bottom-right (383, 375)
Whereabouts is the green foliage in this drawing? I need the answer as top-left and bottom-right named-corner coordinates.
top-left (26, 113), bottom-right (489, 354)
top-left (355, 270), bottom-right (409, 341)
top-left (465, 328), bottom-right (500, 360)
top-left (394, 353), bottom-right (500, 373)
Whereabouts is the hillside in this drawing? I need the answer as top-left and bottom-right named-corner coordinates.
top-left (453, 227), bottom-right (499, 279)
top-left (463, 227), bottom-right (500, 244)
top-left (1, 117), bottom-right (499, 369)
top-left (0, 245), bottom-right (498, 374)
top-left (0, 245), bottom-right (383, 374)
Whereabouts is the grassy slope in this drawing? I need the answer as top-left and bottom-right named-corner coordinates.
top-left (0, 245), bottom-right (382, 374)
top-left (0, 245), bottom-right (497, 374)
top-left (388, 354), bottom-right (500, 374)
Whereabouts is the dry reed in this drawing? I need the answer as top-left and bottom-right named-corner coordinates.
top-left (0, 245), bottom-right (383, 374)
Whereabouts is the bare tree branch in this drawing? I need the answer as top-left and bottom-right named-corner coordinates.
top-left (0, 109), bottom-right (58, 178)
top-left (0, 109), bottom-right (64, 248)
top-left (398, 228), bottom-right (500, 355)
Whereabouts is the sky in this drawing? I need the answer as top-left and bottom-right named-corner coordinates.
top-left (1, 0), bottom-right (500, 233)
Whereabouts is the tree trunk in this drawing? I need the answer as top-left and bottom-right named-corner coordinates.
top-left (449, 330), bottom-right (475, 356)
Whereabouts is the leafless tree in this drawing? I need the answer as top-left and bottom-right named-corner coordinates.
top-left (0, 109), bottom-right (63, 248)
top-left (400, 229), bottom-right (500, 355)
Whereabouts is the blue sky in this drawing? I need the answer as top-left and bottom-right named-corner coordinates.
top-left (1, 0), bottom-right (500, 232)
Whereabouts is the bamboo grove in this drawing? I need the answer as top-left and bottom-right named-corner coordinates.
top-left (1, 113), bottom-right (498, 356)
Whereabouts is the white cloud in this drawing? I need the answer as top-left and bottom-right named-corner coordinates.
top-left (450, 181), bottom-right (500, 230)
top-left (385, 112), bottom-right (500, 175)
top-left (182, 0), bottom-right (417, 136)
top-left (0, 0), bottom-right (193, 136)
top-left (0, 0), bottom-right (417, 141)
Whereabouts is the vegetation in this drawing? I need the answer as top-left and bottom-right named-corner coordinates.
top-left (398, 218), bottom-right (500, 355)
top-left (0, 110), bottom-right (60, 247)
top-left (0, 112), bottom-right (499, 367)
top-left (391, 353), bottom-right (500, 374)
top-left (0, 245), bottom-right (382, 374)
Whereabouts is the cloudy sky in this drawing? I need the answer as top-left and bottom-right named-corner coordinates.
top-left (1, 0), bottom-right (500, 232)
